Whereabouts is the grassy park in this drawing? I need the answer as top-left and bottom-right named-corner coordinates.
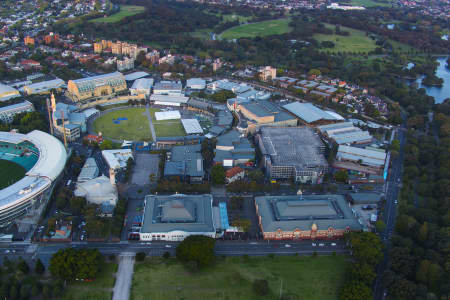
top-left (314, 23), bottom-right (378, 53)
top-left (62, 263), bottom-right (117, 300)
top-left (349, 0), bottom-right (392, 7)
top-left (220, 18), bottom-right (292, 40)
top-left (131, 255), bottom-right (349, 300)
top-left (0, 160), bottom-right (26, 189)
top-left (90, 5), bottom-right (145, 23)
top-left (314, 23), bottom-right (415, 53)
top-left (93, 108), bottom-right (151, 141)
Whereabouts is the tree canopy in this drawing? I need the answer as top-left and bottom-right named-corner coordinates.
top-left (49, 248), bottom-right (102, 281)
top-left (176, 235), bottom-right (216, 268)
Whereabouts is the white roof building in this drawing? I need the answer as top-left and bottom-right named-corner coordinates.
top-left (181, 119), bottom-right (203, 134)
top-left (150, 94), bottom-right (189, 107)
top-left (186, 78), bottom-right (206, 90)
top-left (154, 110), bottom-right (181, 121)
top-left (130, 78), bottom-right (154, 97)
top-left (102, 149), bottom-right (133, 170)
top-left (74, 175), bottom-right (118, 206)
top-left (153, 81), bottom-right (182, 96)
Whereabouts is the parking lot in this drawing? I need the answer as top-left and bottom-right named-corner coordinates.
top-left (131, 153), bottom-right (159, 186)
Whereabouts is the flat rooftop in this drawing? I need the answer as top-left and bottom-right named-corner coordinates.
top-left (258, 127), bottom-right (328, 170)
top-left (140, 194), bottom-right (215, 234)
top-left (255, 194), bottom-right (362, 232)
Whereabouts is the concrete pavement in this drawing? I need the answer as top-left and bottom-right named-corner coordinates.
top-left (113, 253), bottom-right (135, 300)
top-left (145, 105), bottom-right (156, 142)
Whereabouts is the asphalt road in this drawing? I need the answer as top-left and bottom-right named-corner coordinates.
top-left (0, 239), bottom-right (348, 267)
top-left (373, 125), bottom-right (407, 300)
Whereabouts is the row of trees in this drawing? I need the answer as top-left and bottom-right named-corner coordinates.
top-left (339, 232), bottom-right (384, 300)
top-left (383, 103), bottom-right (449, 299)
top-left (49, 248), bottom-right (102, 281)
top-left (152, 179), bottom-right (211, 194)
top-left (0, 257), bottom-right (52, 299)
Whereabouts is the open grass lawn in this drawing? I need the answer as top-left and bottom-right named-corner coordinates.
top-left (90, 5), bottom-right (145, 23)
top-left (388, 39), bottom-right (416, 53)
top-left (131, 255), bottom-right (349, 300)
top-left (314, 23), bottom-right (377, 53)
top-left (153, 122), bottom-right (186, 137)
top-left (149, 108), bottom-right (186, 137)
top-left (93, 108), bottom-right (152, 141)
top-left (348, 0), bottom-right (392, 7)
top-left (220, 18), bottom-right (292, 40)
top-left (0, 160), bottom-right (26, 189)
top-left (63, 263), bottom-right (117, 300)
top-left (315, 23), bottom-right (414, 54)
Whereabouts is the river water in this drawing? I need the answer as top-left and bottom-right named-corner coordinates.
top-left (414, 57), bottom-right (450, 104)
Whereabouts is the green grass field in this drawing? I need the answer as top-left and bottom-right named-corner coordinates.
top-left (315, 23), bottom-right (415, 53)
top-left (93, 108), bottom-right (152, 141)
top-left (0, 160), bottom-right (26, 189)
top-left (314, 23), bottom-right (377, 53)
top-left (90, 5), bottom-right (145, 23)
top-left (220, 18), bottom-right (292, 40)
top-left (131, 255), bottom-right (349, 300)
top-left (63, 263), bottom-right (117, 300)
top-left (150, 109), bottom-right (186, 137)
top-left (349, 0), bottom-right (392, 7)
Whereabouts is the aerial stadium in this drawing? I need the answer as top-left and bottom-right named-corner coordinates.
top-left (0, 130), bottom-right (67, 227)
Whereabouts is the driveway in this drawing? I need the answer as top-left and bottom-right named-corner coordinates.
top-left (113, 252), bottom-right (135, 300)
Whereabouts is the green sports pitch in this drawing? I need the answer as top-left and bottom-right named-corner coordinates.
top-left (219, 18), bottom-right (292, 40)
top-left (92, 107), bottom-right (186, 141)
top-left (93, 108), bottom-right (152, 141)
top-left (0, 160), bottom-right (26, 189)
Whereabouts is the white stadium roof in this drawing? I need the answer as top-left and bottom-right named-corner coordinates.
top-left (181, 119), bottom-right (203, 134)
top-left (155, 110), bottom-right (181, 121)
top-left (0, 130), bottom-right (67, 211)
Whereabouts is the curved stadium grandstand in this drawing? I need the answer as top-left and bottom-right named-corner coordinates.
top-left (0, 130), bottom-right (67, 227)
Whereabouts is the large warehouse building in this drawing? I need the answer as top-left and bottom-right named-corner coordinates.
top-left (0, 130), bottom-right (67, 226)
top-left (257, 127), bottom-right (328, 183)
top-left (22, 78), bottom-right (65, 95)
top-left (67, 72), bottom-right (127, 101)
top-left (317, 122), bottom-right (372, 145)
top-left (234, 100), bottom-right (297, 134)
top-left (283, 102), bottom-right (344, 125)
top-left (0, 83), bottom-right (21, 102)
top-left (139, 194), bottom-right (216, 241)
top-left (255, 195), bottom-right (362, 240)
